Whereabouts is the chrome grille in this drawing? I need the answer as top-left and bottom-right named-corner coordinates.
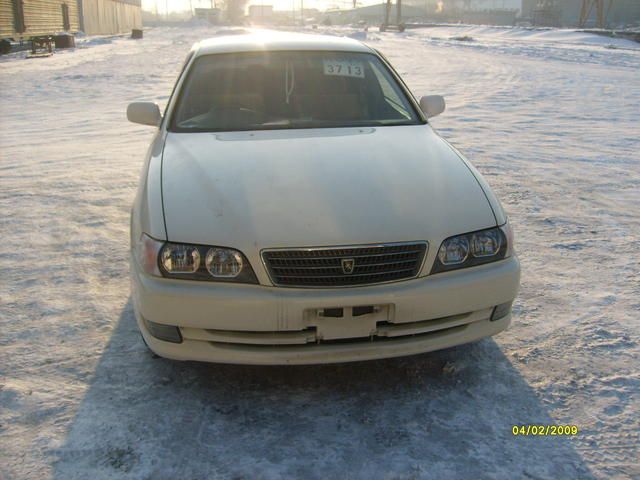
top-left (262, 242), bottom-right (427, 288)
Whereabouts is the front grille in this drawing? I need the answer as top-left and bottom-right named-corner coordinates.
top-left (262, 242), bottom-right (428, 288)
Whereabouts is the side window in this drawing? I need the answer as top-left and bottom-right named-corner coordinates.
top-left (61, 3), bottom-right (70, 31)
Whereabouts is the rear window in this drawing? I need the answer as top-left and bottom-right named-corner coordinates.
top-left (170, 51), bottom-right (422, 132)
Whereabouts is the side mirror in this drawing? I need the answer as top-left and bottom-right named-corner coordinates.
top-left (127, 102), bottom-right (161, 126)
top-left (419, 95), bottom-right (445, 119)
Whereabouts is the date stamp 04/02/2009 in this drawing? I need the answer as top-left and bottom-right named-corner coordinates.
top-left (512, 425), bottom-right (579, 436)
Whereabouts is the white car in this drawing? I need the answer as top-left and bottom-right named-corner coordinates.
top-left (128, 31), bottom-right (520, 365)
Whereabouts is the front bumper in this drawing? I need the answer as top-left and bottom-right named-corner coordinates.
top-left (132, 256), bottom-right (520, 365)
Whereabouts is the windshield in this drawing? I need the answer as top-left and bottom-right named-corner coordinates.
top-left (170, 51), bottom-right (423, 132)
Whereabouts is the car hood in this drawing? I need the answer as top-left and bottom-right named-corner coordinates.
top-left (161, 125), bottom-right (496, 253)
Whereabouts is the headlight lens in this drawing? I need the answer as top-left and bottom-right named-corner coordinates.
top-left (161, 244), bottom-right (201, 273)
top-left (437, 236), bottom-right (470, 265)
top-left (470, 229), bottom-right (501, 257)
top-left (136, 236), bottom-right (257, 283)
top-left (432, 224), bottom-right (510, 274)
top-left (206, 248), bottom-right (243, 278)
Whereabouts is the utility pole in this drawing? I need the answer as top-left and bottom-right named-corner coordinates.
top-left (384, 0), bottom-right (390, 26)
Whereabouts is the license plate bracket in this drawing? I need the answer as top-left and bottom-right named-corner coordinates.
top-left (304, 304), bottom-right (392, 340)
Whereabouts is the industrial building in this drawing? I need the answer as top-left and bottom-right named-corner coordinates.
top-left (521, 0), bottom-right (640, 28)
top-left (322, 3), bottom-right (427, 25)
top-left (79, 0), bottom-right (142, 35)
top-left (323, 1), bottom-right (519, 27)
top-left (194, 7), bottom-right (221, 24)
top-left (0, 0), bottom-right (142, 40)
top-left (333, 0), bottom-right (640, 28)
top-left (248, 4), bottom-right (273, 21)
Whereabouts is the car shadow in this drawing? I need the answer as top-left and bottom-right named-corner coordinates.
top-left (53, 299), bottom-right (594, 479)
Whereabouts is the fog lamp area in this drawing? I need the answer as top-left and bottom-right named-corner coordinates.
top-left (143, 318), bottom-right (183, 343)
top-left (491, 301), bottom-right (513, 321)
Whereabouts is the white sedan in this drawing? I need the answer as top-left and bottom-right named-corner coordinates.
top-left (128, 31), bottom-right (520, 365)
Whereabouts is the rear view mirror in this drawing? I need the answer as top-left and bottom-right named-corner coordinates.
top-left (127, 102), bottom-right (161, 126)
top-left (419, 95), bottom-right (445, 119)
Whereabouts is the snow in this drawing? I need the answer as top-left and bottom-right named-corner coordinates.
top-left (1, 25), bottom-right (639, 479)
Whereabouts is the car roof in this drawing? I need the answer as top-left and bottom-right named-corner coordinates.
top-left (194, 30), bottom-right (373, 56)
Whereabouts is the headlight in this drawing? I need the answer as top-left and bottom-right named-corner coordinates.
top-left (470, 229), bottom-right (502, 257)
top-left (437, 235), bottom-right (469, 265)
top-left (161, 244), bottom-right (201, 273)
top-left (431, 223), bottom-right (511, 274)
top-left (135, 234), bottom-right (257, 284)
top-left (205, 248), bottom-right (243, 278)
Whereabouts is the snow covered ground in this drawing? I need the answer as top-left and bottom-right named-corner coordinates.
top-left (1, 25), bottom-right (638, 479)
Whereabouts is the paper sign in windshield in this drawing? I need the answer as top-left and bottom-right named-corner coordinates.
top-left (323, 60), bottom-right (365, 78)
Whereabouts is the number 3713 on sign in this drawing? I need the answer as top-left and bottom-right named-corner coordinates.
top-left (323, 59), bottom-right (365, 78)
